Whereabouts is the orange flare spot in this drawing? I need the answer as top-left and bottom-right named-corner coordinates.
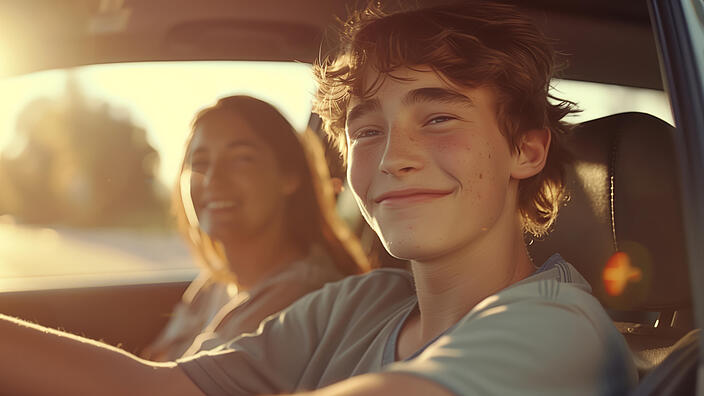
top-left (603, 252), bottom-right (642, 296)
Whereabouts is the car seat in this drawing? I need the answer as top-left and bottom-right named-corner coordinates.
top-left (528, 112), bottom-right (696, 384)
top-left (632, 328), bottom-right (699, 395)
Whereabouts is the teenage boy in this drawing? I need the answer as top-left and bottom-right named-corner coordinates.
top-left (0, 2), bottom-right (636, 395)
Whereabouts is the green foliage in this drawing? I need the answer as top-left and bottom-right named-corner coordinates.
top-left (0, 74), bottom-right (170, 228)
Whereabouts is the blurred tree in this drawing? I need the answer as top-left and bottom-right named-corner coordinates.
top-left (0, 73), bottom-right (169, 228)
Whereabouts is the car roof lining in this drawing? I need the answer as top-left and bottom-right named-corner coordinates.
top-left (0, 0), bottom-right (662, 89)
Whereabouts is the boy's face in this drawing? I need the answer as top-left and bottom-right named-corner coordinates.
top-left (345, 68), bottom-right (518, 262)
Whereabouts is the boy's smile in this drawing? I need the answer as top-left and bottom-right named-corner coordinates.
top-left (374, 187), bottom-right (454, 206)
top-left (345, 68), bottom-right (519, 263)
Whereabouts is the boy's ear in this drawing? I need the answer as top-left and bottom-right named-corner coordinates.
top-left (510, 128), bottom-right (551, 180)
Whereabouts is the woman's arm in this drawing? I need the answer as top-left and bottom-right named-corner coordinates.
top-left (0, 314), bottom-right (204, 396)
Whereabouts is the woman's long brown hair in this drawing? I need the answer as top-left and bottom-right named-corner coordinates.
top-left (173, 96), bottom-right (369, 283)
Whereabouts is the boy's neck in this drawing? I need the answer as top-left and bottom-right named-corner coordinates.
top-left (403, 215), bottom-right (536, 353)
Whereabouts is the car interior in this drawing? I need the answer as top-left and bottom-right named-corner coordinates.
top-left (0, 0), bottom-right (701, 393)
top-left (529, 111), bottom-right (696, 392)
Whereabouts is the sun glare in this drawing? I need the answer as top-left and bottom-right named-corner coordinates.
top-left (0, 63), bottom-right (674, 192)
top-left (0, 37), bottom-right (10, 78)
top-left (551, 79), bottom-right (674, 125)
top-left (0, 61), bottom-right (316, 187)
top-left (603, 251), bottom-right (643, 297)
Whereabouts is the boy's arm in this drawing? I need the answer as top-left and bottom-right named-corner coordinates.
top-left (281, 286), bottom-right (634, 396)
top-left (0, 314), bottom-right (204, 396)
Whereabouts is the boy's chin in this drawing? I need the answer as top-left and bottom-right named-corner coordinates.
top-left (381, 238), bottom-right (442, 262)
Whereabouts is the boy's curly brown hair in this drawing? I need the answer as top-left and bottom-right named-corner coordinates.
top-left (313, 1), bottom-right (577, 237)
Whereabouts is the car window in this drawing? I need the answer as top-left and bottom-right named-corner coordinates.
top-left (0, 61), bottom-right (315, 291)
top-left (0, 61), bottom-right (672, 292)
top-left (551, 79), bottom-right (673, 125)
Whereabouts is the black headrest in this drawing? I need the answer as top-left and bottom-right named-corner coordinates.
top-left (529, 112), bottom-right (690, 312)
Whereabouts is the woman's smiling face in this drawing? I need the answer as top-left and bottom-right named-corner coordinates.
top-left (186, 112), bottom-right (297, 242)
top-left (345, 68), bottom-right (518, 262)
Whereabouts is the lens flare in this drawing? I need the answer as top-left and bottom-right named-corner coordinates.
top-left (602, 251), bottom-right (643, 296)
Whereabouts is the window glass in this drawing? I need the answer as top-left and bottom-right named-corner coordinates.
top-left (552, 79), bottom-right (673, 125)
top-left (0, 63), bottom-right (672, 291)
top-left (0, 61), bottom-right (315, 291)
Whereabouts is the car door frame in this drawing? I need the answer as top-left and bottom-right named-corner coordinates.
top-left (648, 0), bottom-right (704, 392)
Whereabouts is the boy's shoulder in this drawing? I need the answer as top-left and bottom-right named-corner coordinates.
top-left (382, 255), bottom-right (638, 396)
top-left (477, 254), bottom-right (605, 322)
top-left (315, 267), bottom-right (415, 304)
top-left (274, 267), bottom-right (417, 345)
top-left (319, 266), bottom-right (412, 287)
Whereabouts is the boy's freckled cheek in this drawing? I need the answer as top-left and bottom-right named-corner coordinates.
top-left (432, 139), bottom-right (455, 153)
top-left (434, 136), bottom-right (470, 156)
top-left (431, 132), bottom-right (464, 149)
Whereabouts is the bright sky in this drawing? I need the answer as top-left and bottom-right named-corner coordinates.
top-left (0, 61), bottom-right (316, 188)
top-left (0, 61), bottom-right (673, 191)
top-left (551, 79), bottom-right (673, 125)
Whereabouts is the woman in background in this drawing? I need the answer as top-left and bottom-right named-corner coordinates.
top-left (142, 95), bottom-right (368, 360)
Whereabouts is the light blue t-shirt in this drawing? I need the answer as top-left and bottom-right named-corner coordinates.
top-left (179, 254), bottom-right (637, 395)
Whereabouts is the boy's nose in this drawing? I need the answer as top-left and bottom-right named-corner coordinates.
top-left (378, 128), bottom-right (424, 176)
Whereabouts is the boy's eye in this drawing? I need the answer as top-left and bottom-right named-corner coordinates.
top-left (426, 115), bottom-right (455, 125)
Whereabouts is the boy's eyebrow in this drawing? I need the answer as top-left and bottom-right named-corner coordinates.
top-left (345, 88), bottom-right (473, 128)
top-left (346, 98), bottom-right (382, 127)
top-left (402, 87), bottom-right (475, 107)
